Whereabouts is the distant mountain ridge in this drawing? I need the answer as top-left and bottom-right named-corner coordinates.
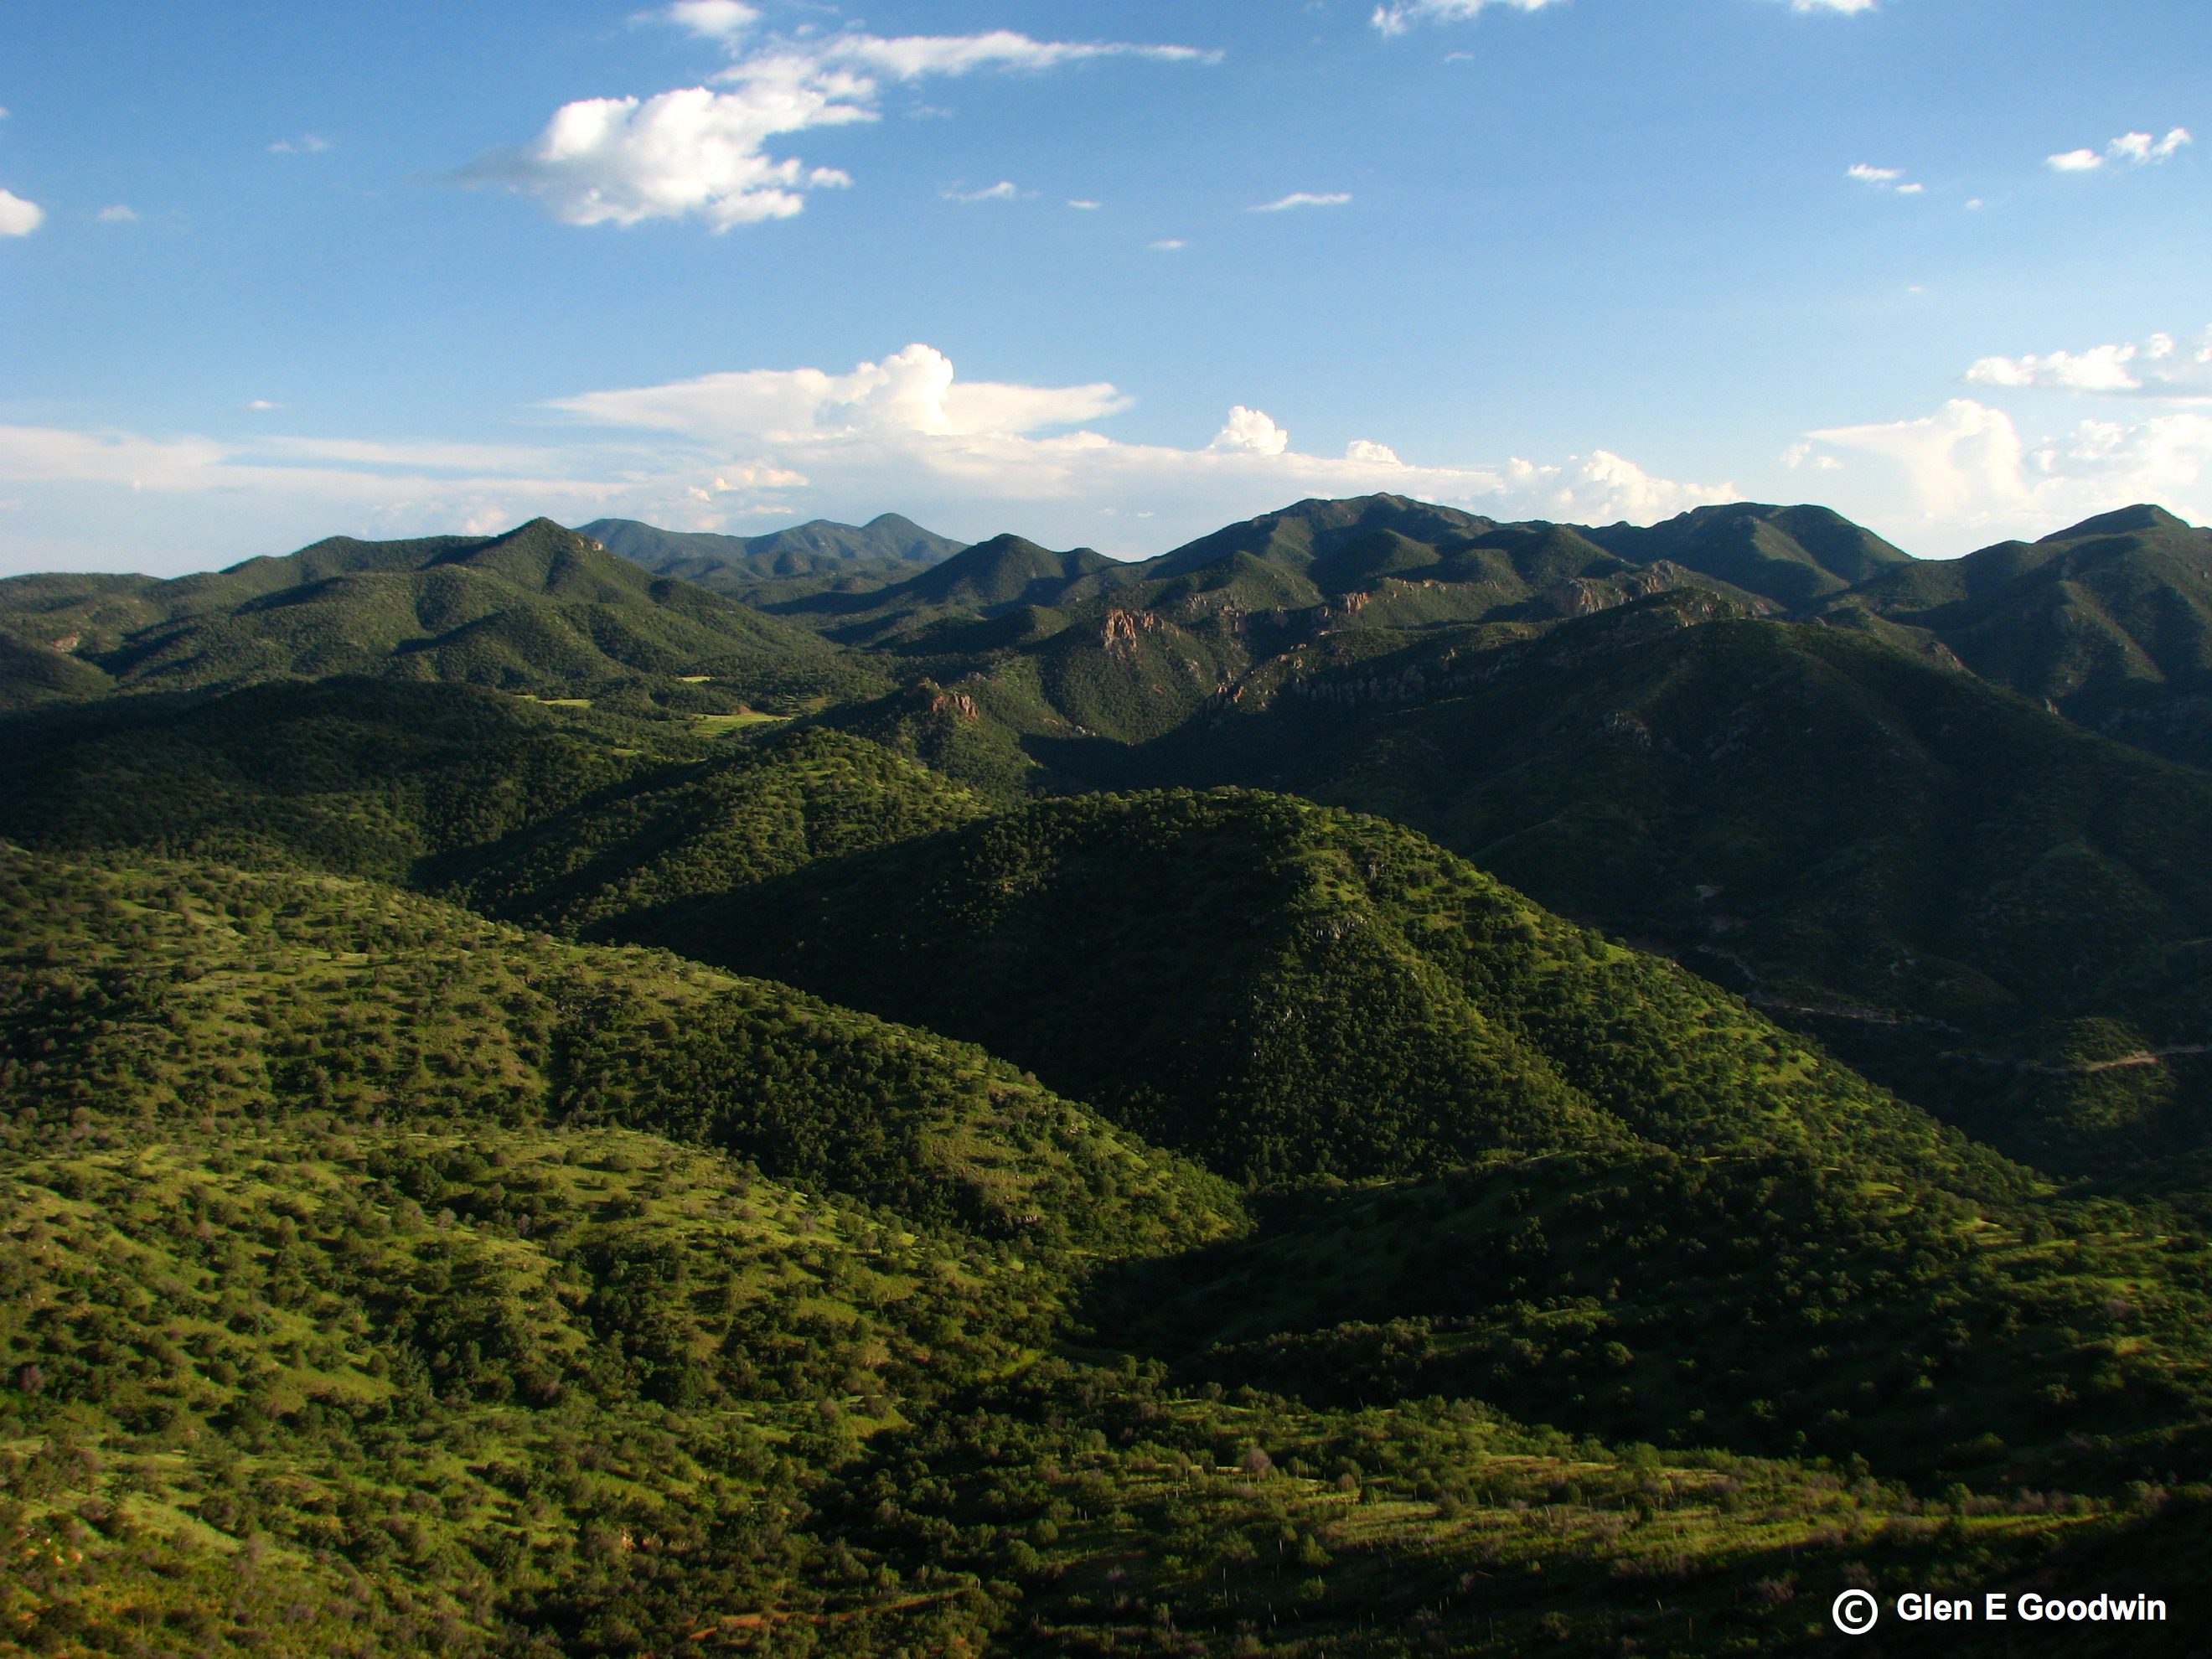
top-left (0, 516), bottom-right (870, 711)
top-left (578, 512), bottom-right (966, 601)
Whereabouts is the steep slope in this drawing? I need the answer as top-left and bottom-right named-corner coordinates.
top-left (441, 724), bottom-right (992, 933)
top-left (1099, 601), bottom-right (2212, 1181)
top-left (634, 789), bottom-right (2009, 1190)
top-left (1819, 504), bottom-right (2212, 767)
top-left (614, 789), bottom-right (2212, 1482)
top-left (1588, 501), bottom-right (1914, 608)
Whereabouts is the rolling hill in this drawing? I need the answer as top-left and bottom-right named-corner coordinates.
top-left (0, 517), bottom-right (873, 712)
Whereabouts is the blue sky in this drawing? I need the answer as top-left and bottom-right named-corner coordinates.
top-left (2, 0), bottom-right (2208, 572)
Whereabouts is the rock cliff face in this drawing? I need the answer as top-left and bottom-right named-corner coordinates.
top-left (1102, 608), bottom-right (1166, 652)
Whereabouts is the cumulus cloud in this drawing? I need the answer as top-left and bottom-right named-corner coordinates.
top-left (467, 26), bottom-right (1214, 230)
top-left (0, 189), bottom-right (42, 236)
top-left (547, 343), bottom-right (1732, 547)
top-left (1966, 328), bottom-right (2212, 400)
top-left (1372, 0), bottom-right (1563, 34)
top-left (2048, 127), bottom-right (2191, 173)
top-left (0, 344), bottom-right (1737, 570)
top-left (1210, 407), bottom-right (1291, 456)
top-left (1250, 191), bottom-right (1352, 212)
top-left (1796, 398), bottom-right (2212, 550)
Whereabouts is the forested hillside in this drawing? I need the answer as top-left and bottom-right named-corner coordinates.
top-left (4, 492), bottom-right (2212, 1656)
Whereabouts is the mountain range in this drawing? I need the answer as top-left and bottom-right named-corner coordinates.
top-left (3, 491), bottom-right (2210, 1656)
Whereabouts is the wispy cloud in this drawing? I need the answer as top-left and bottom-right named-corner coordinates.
top-left (660, 0), bottom-right (757, 39)
top-left (1147, 238), bottom-right (1186, 251)
top-left (1372, 0), bottom-right (1563, 35)
top-left (96, 204), bottom-right (137, 223)
top-left (943, 180), bottom-right (1021, 203)
top-left (269, 134), bottom-right (331, 155)
top-left (1067, 198), bottom-right (1103, 209)
top-left (2048, 127), bottom-right (2190, 173)
top-left (0, 189), bottom-right (42, 237)
top-left (1783, 0), bottom-right (1876, 13)
top-left (465, 24), bottom-right (1217, 230)
top-left (1250, 191), bottom-right (1352, 212)
top-left (1847, 163), bottom-right (1922, 195)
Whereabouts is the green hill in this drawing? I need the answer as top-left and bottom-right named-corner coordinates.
top-left (1075, 599), bottom-right (2212, 1185)
top-left (0, 518), bottom-right (873, 712)
top-left (1588, 501), bottom-right (1915, 608)
top-left (1818, 504), bottom-right (2212, 767)
top-left (576, 513), bottom-right (964, 607)
top-left (0, 677), bottom-right (684, 882)
top-left (612, 788), bottom-right (2212, 1483)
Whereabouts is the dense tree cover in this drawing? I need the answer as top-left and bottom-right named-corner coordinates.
top-left (0, 518), bottom-right (882, 714)
top-left (1817, 504), bottom-right (2212, 767)
top-left (0, 679), bottom-right (685, 883)
top-left (442, 726), bottom-right (990, 935)
top-left (4, 494), bottom-right (2212, 1653)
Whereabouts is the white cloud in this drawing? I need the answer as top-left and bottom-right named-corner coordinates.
top-left (1211, 407), bottom-right (1291, 456)
top-left (1067, 198), bottom-right (1103, 209)
top-left (547, 344), bottom-right (1731, 549)
top-left (1250, 191), bottom-right (1352, 212)
top-left (96, 204), bottom-right (137, 222)
top-left (468, 28), bottom-right (1214, 230)
top-left (1786, 0), bottom-right (1876, 12)
top-left (269, 134), bottom-right (330, 155)
top-left (551, 344), bottom-right (1133, 441)
top-left (2048, 127), bottom-right (2191, 173)
top-left (663, 0), bottom-right (757, 39)
top-left (1966, 328), bottom-right (2212, 400)
top-left (1372, 0), bottom-right (1563, 34)
top-left (1848, 163), bottom-right (1922, 195)
top-left (1797, 397), bottom-right (2212, 550)
top-left (246, 401), bottom-right (283, 412)
top-left (815, 32), bottom-right (1217, 79)
top-left (0, 189), bottom-right (42, 236)
top-left (943, 180), bottom-right (1020, 203)
top-left (1148, 238), bottom-right (1186, 251)
top-left (2109, 127), bottom-right (2192, 164)
top-left (0, 344), bottom-right (1736, 570)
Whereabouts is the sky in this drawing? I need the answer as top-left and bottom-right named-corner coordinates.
top-left (1, 0), bottom-right (2208, 574)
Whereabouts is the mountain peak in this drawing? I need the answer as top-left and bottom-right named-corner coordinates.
top-left (2039, 504), bottom-right (2194, 542)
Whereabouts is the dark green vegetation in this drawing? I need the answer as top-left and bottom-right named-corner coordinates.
top-left (0, 518), bottom-right (876, 716)
top-left (1816, 504), bottom-right (2212, 767)
top-left (579, 514), bottom-right (964, 608)
top-left (5, 493), bottom-right (2212, 1655)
